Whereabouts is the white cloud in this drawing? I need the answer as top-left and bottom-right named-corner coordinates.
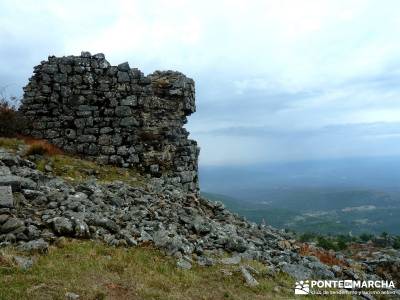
top-left (1, 0), bottom-right (400, 164)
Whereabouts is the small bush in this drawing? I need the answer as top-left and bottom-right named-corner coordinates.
top-left (316, 236), bottom-right (338, 251)
top-left (334, 235), bottom-right (350, 250)
top-left (24, 140), bottom-right (62, 157)
top-left (25, 143), bottom-right (49, 156)
top-left (336, 239), bottom-right (347, 250)
top-left (359, 233), bottom-right (374, 242)
top-left (299, 232), bottom-right (317, 242)
top-left (299, 243), bottom-right (346, 266)
top-left (393, 237), bottom-right (400, 250)
top-left (0, 96), bottom-right (26, 137)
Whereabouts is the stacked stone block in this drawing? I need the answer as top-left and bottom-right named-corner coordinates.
top-left (20, 52), bottom-right (199, 193)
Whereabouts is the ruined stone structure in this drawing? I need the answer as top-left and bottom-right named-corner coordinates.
top-left (20, 52), bottom-right (199, 193)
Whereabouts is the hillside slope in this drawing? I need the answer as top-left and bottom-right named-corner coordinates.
top-left (0, 138), bottom-right (398, 299)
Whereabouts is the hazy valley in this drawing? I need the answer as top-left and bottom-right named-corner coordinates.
top-left (200, 157), bottom-right (400, 235)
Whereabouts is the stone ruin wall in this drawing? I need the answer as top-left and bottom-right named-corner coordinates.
top-left (19, 52), bottom-right (199, 193)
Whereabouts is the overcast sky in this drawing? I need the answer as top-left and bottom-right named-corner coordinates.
top-left (1, 0), bottom-right (400, 165)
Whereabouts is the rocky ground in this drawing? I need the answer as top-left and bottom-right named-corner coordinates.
top-left (0, 139), bottom-right (399, 299)
top-left (347, 243), bottom-right (400, 289)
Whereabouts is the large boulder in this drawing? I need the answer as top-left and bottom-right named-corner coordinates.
top-left (0, 175), bottom-right (36, 191)
top-left (0, 186), bottom-right (13, 208)
top-left (52, 217), bottom-right (74, 235)
top-left (281, 263), bottom-right (313, 281)
top-left (0, 218), bottom-right (24, 234)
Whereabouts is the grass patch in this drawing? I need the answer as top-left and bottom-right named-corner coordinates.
top-left (24, 140), bottom-right (63, 156)
top-left (0, 137), bottom-right (145, 187)
top-left (0, 240), bottom-right (351, 300)
top-left (35, 154), bottom-right (145, 187)
top-left (0, 137), bottom-right (24, 152)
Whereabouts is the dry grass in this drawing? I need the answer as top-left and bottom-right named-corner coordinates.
top-left (0, 240), bottom-right (353, 300)
top-left (0, 240), bottom-right (293, 300)
top-left (25, 142), bottom-right (62, 157)
top-left (23, 138), bottom-right (63, 156)
top-left (0, 137), bottom-right (24, 151)
top-left (299, 243), bottom-right (348, 267)
top-left (0, 136), bottom-right (62, 156)
top-left (0, 137), bottom-right (144, 187)
top-left (35, 154), bottom-right (145, 187)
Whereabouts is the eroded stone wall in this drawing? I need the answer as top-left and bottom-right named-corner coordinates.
top-left (20, 52), bottom-right (199, 193)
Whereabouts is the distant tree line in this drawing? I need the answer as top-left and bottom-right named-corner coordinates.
top-left (296, 231), bottom-right (400, 251)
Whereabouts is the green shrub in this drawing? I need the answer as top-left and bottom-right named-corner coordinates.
top-left (393, 237), bottom-right (400, 249)
top-left (359, 233), bottom-right (373, 242)
top-left (336, 239), bottom-right (348, 250)
top-left (0, 96), bottom-right (26, 137)
top-left (299, 232), bottom-right (317, 242)
top-left (316, 236), bottom-right (338, 251)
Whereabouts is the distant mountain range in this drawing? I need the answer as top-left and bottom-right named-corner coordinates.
top-left (200, 156), bottom-right (400, 235)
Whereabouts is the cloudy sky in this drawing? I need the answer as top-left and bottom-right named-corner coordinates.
top-left (1, 0), bottom-right (400, 165)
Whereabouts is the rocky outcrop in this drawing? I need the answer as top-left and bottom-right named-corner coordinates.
top-left (2, 146), bottom-right (399, 298)
top-left (20, 52), bottom-right (199, 193)
top-left (4, 51), bottom-right (400, 297)
top-left (1, 148), bottom-right (292, 261)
